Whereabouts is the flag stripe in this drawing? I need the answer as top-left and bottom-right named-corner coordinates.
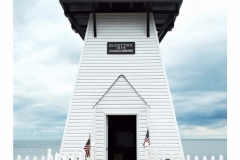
top-left (143, 129), bottom-right (150, 147)
top-left (84, 138), bottom-right (91, 157)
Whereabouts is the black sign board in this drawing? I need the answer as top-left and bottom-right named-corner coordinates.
top-left (107, 42), bottom-right (135, 54)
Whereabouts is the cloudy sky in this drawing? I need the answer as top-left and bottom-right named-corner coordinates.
top-left (13, 0), bottom-right (226, 140)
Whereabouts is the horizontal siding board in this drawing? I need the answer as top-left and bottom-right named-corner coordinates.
top-left (76, 79), bottom-right (163, 84)
top-left (82, 56), bottom-right (161, 60)
top-left (84, 48), bottom-right (158, 51)
top-left (85, 45), bottom-right (158, 49)
top-left (77, 77), bottom-right (164, 84)
top-left (64, 141), bottom-right (90, 144)
top-left (95, 109), bottom-right (146, 113)
top-left (78, 64), bottom-right (162, 68)
top-left (87, 32), bottom-right (156, 36)
top-left (90, 24), bottom-right (153, 28)
top-left (72, 95), bottom-right (169, 99)
top-left (72, 94), bottom-right (169, 99)
top-left (87, 36), bottom-right (155, 39)
top-left (80, 64), bottom-right (163, 67)
top-left (73, 92), bottom-right (170, 96)
top-left (67, 115), bottom-right (93, 119)
top-left (87, 33), bottom-right (156, 37)
top-left (83, 51), bottom-right (160, 54)
top-left (68, 123), bottom-right (92, 127)
top-left (73, 88), bottom-right (169, 93)
top-left (88, 29), bottom-right (155, 33)
top-left (90, 20), bottom-right (153, 23)
top-left (68, 112), bottom-right (93, 115)
top-left (85, 41), bottom-right (158, 45)
top-left (86, 39), bottom-right (157, 42)
top-left (67, 125), bottom-right (93, 129)
top-left (80, 60), bottom-right (162, 64)
top-left (74, 85), bottom-right (166, 89)
top-left (96, 104), bottom-right (147, 108)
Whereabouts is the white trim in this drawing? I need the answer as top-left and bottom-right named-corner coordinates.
top-left (59, 14), bottom-right (92, 154)
top-left (104, 111), bottom-right (140, 115)
top-left (103, 111), bottom-right (140, 160)
top-left (147, 106), bottom-right (149, 127)
top-left (137, 113), bottom-right (140, 160)
top-left (151, 12), bottom-right (185, 159)
top-left (104, 114), bottom-right (107, 160)
top-left (93, 107), bottom-right (96, 144)
top-left (93, 75), bottom-right (150, 109)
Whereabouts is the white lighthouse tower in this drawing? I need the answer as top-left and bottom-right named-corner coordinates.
top-left (59, 1), bottom-right (184, 160)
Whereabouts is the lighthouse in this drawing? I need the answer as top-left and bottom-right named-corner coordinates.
top-left (59, 0), bottom-right (184, 160)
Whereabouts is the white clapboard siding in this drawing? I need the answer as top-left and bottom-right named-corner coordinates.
top-left (60, 13), bottom-right (184, 160)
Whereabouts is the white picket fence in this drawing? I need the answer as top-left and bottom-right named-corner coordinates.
top-left (144, 143), bottom-right (224, 160)
top-left (16, 143), bottom-right (224, 160)
top-left (16, 147), bottom-right (94, 160)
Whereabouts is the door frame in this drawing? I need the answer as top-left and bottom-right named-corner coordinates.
top-left (103, 111), bottom-right (140, 160)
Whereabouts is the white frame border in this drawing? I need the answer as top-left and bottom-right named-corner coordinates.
top-left (103, 111), bottom-right (140, 160)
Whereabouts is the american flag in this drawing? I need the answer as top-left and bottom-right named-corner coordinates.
top-left (84, 137), bottom-right (91, 158)
top-left (143, 128), bottom-right (150, 147)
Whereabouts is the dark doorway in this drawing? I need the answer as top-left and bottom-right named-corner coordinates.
top-left (108, 115), bottom-right (137, 160)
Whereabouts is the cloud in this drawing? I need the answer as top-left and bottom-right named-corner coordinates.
top-left (160, 0), bottom-right (227, 94)
top-left (13, 0), bottom-right (83, 64)
top-left (179, 124), bottom-right (227, 139)
top-left (172, 91), bottom-right (226, 126)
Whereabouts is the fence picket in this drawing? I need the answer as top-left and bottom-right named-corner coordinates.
top-left (57, 155), bottom-right (61, 160)
top-left (203, 156), bottom-right (207, 160)
top-left (78, 151), bottom-right (82, 160)
top-left (211, 156), bottom-right (215, 160)
top-left (153, 149), bottom-right (157, 160)
top-left (82, 149), bottom-right (85, 160)
top-left (49, 155), bottom-right (53, 160)
top-left (170, 152), bottom-right (174, 160)
top-left (25, 156), bottom-right (29, 160)
top-left (74, 151), bottom-right (78, 160)
top-left (55, 152), bottom-right (58, 160)
top-left (161, 150), bottom-right (165, 160)
top-left (144, 143), bottom-right (150, 160)
top-left (48, 149), bottom-right (52, 160)
top-left (219, 155), bottom-right (223, 160)
top-left (178, 153), bottom-right (182, 160)
top-left (195, 156), bottom-right (199, 160)
top-left (71, 154), bottom-right (75, 160)
top-left (64, 154), bottom-right (69, 160)
top-left (33, 156), bottom-right (37, 160)
top-left (17, 155), bottom-right (21, 160)
top-left (41, 156), bottom-right (45, 160)
top-left (186, 155), bottom-right (190, 160)
top-left (91, 145), bottom-right (95, 160)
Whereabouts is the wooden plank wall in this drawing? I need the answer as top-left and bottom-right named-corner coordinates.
top-left (60, 13), bottom-right (184, 160)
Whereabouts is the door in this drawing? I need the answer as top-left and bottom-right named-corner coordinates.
top-left (107, 115), bottom-right (137, 160)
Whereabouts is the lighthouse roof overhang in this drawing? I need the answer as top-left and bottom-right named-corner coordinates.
top-left (59, 0), bottom-right (183, 42)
